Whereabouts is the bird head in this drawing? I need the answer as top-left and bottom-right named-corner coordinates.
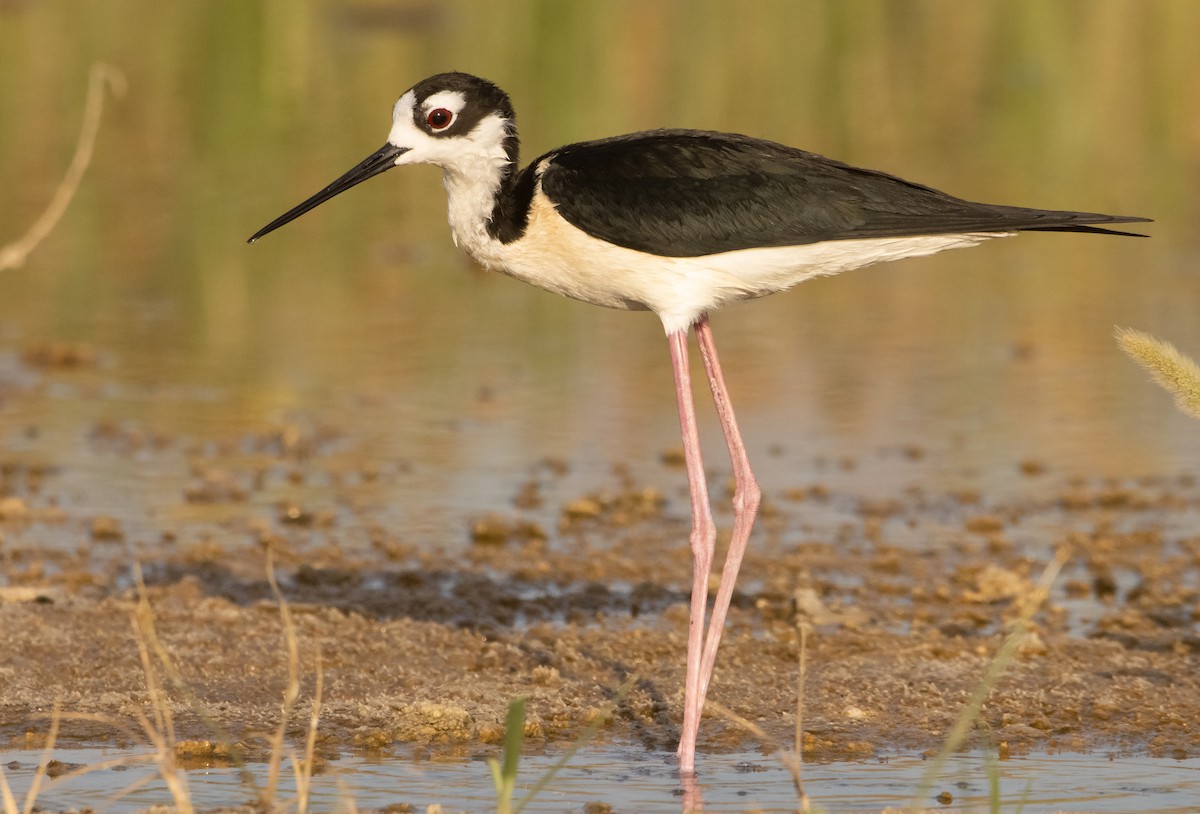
top-left (248, 72), bottom-right (516, 243)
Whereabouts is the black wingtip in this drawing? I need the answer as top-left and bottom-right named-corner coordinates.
top-left (1026, 215), bottom-right (1153, 238)
top-left (1028, 224), bottom-right (1151, 238)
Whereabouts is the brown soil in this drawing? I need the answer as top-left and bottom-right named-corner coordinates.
top-left (2, 438), bottom-right (1198, 769)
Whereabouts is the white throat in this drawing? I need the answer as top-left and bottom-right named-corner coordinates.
top-left (441, 156), bottom-right (509, 258)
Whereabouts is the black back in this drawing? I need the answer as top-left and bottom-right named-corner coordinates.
top-left (535, 130), bottom-right (1148, 256)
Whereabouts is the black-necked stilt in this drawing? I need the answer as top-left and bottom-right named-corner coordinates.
top-left (249, 72), bottom-right (1149, 775)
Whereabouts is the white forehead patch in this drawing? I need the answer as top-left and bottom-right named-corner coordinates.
top-left (389, 88), bottom-right (470, 146)
top-left (420, 90), bottom-right (467, 115)
top-left (392, 90), bottom-right (416, 123)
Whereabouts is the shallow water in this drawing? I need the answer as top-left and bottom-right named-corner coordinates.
top-left (4, 745), bottom-right (1199, 813)
top-left (2, 4), bottom-right (1198, 583)
top-left (1, 5), bottom-right (1198, 562)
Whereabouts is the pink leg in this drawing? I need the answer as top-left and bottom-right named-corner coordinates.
top-left (667, 327), bottom-right (716, 776)
top-left (692, 316), bottom-right (762, 725)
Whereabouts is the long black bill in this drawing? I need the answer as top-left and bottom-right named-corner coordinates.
top-left (247, 143), bottom-right (409, 243)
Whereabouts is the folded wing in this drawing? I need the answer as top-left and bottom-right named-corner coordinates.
top-left (539, 130), bottom-right (1150, 257)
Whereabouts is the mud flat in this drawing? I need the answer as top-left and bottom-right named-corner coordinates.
top-left (3, 442), bottom-right (1198, 765)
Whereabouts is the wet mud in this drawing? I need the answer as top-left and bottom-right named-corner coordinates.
top-left (2, 405), bottom-right (1198, 771)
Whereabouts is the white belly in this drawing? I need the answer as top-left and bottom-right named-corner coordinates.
top-left (457, 189), bottom-right (1009, 336)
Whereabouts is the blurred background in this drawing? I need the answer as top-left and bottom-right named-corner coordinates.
top-left (0, 0), bottom-right (1197, 555)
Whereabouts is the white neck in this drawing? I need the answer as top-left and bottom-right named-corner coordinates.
top-left (441, 157), bottom-right (509, 258)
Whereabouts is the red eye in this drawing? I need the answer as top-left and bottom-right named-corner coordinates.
top-left (426, 108), bottom-right (454, 130)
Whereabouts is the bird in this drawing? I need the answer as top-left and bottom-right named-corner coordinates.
top-left (248, 71), bottom-right (1149, 775)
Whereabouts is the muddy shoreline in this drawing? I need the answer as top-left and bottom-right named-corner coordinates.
top-left (3, 463), bottom-right (1198, 766)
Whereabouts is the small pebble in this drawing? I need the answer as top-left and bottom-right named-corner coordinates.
top-left (90, 515), bottom-right (124, 541)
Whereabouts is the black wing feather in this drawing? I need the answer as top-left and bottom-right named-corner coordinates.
top-left (537, 130), bottom-right (1149, 257)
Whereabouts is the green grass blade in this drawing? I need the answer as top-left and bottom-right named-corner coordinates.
top-left (909, 549), bottom-right (1067, 811)
top-left (983, 747), bottom-right (1001, 813)
top-left (490, 697), bottom-right (526, 814)
top-left (486, 757), bottom-right (505, 807)
top-left (512, 675), bottom-right (637, 814)
top-left (501, 697), bottom-right (527, 787)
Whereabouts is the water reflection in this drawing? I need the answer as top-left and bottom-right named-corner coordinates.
top-left (4, 745), bottom-right (1200, 813)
